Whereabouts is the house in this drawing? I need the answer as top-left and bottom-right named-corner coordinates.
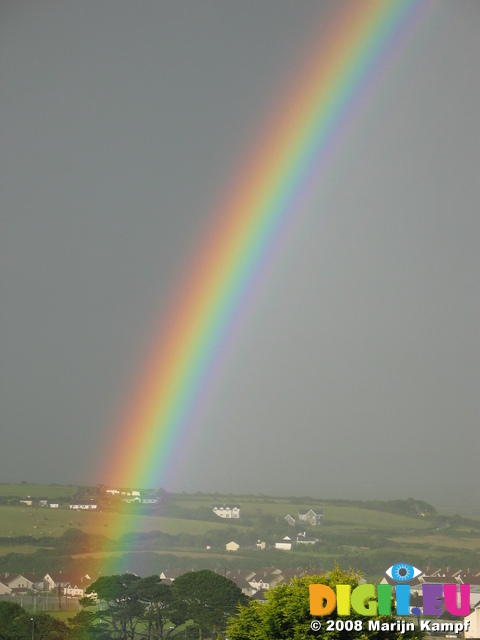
top-left (466, 600), bottom-right (480, 638)
top-left (275, 536), bottom-right (292, 551)
top-left (284, 514), bottom-right (295, 526)
top-left (38, 497), bottom-right (49, 507)
top-left (20, 499), bottom-right (33, 507)
top-left (251, 590), bottom-right (268, 603)
top-left (70, 500), bottom-right (98, 510)
top-left (159, 569), bottom-right (187, 583)
top-left (212, 504), bottom-right (240, 519)
top-left (0, 577), bottom-right (12, 595)
top-left (48, 501), bottom-right (60, 508)
top-left (44, 573), bottom-right (92, 596)
top-left (3, 572), bottom-right (44, 592)
top-left (44, 573), bottom-right (72, 592)
top-left (226, 541), bottom-right (240, 552)
top-left (256, 540), bottom-right (266, 550)
top-left (298, 509), bottom-right (323, 526)
top-left (64, 576), bottom-right (92, 598)
top-left (296, 531), bottom-right (318, 545)
top-left (0, 574), bottom-right (19, 595)
top-left (248, 568), bottom-right (284, 591)
top-left (281, 568), bottom-right (306, 582)
top-left (226, 571), bottom-right (257, 597)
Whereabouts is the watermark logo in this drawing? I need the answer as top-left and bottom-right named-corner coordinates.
top-left (309, 563), bottom-right (471, 618)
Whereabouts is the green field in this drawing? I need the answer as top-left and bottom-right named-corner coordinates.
top-left (0, 483), bottom-right (77, 499)
top-left (0, 484), bottom-right (478, 579)
top-left (0, 505), bottom-right (233, 539)
top-left (169, 493), bottom-right (435, 531)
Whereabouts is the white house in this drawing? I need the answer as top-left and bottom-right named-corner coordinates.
top-left (44, 573), bottom-right (71, 592)
top-left (298, 509), bottom-right (323, 525)
top-left (248, 569), bottom-right (283, 591)
top-left (64, 578), bottom-right (92, 598)
top-left (296, 531), bottom-right (318, 545)
top-left (70, 500), bottom-right (98, 510)
top-left (4, 573), bottom-right (44, 592)
top-left (226, 541), bottom-right (240, 552)
top-left (159, 569), bottom-right (187, 582)
top-left (466, 601), bottom-right (480, 638)
top-left (275, 536), bottom-right (292, 551)
top-left (44, 573), bottom-right (92, 597)
top-left (212, 504), bottom-right (240, 519)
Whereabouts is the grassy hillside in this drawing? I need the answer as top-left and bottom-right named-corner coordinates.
top-left (0, 505), bottom-right (232, 539)
top-left (0, 483), bottom-right (76, 499)
top-left (0, 484), bottom-right (478, 579)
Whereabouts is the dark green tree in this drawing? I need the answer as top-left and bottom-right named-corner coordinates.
top-left (226, 567), bottom-right (424, 640)
top-left (136, 575), bottom-right (177, 639)
top-left (0, 601), bottom-right (28, 639)
top-left (68, 609), bottom-right (113, 640)
top-left (171, 570), bottom-right (247, 638)
top-left (0, 604), bottom-right (68, 640)
top-left (80, 573), bottom-right (145, 640)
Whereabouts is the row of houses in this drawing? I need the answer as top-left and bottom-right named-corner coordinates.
top-left (3, 565), bottom-right (480, 636)
top-left (159, 566), bottom-right (480, 638)
top-left (224, 532), bottom-right (319, 553)
top-left (19, 497), bottom-right (98, 510)
top-left (379, 568), bottom-right (480, 639)
top-left (212, 504), bottom-right (241, 518)
top-left (20, 497), bottom-right (159, 509)
top-left (159, 566), bottom-right (319, 598)
top-left (0, 572), bottom-right (92, 598)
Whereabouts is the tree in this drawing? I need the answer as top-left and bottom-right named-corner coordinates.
top-left (81, 573), bottom-right (145, 640)
top-left (171, 570), bottom-right (248, 638)
top-left (226, 567), bottom-right (424, 640)
top-left (0, 601), bottom-right (28, 639)
top-left (0, 604), bottom-right (68, 640)
top-left (136, 575), bottom-right (177, 640)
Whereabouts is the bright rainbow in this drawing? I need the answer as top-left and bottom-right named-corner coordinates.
top-left (104, 0), bottom-right (432, 492)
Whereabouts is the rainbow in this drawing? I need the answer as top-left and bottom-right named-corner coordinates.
top-left (104, 0), bottom-right (432, 492)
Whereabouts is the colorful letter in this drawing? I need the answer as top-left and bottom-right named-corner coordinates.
top-left (395, 584), bottom-right (411, 616)
top-left (336, 584), bottom-right (351, 615)
top-left (444, 584), bottom-right (470, 617)
top-left (422, 584), bottom-right (444, 616)
top-left (377, 584), bottom-right (392, 615)
top-left (351, 584), bottom-right (377, 616)
top-left (309, 584), bottom-right (336, 616)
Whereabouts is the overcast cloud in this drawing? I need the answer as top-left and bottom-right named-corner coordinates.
top-left (1, 1), bottom-right (479, 515)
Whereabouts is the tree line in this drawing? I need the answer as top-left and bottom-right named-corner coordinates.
top-left (0, 568), bottom-right (425, 640)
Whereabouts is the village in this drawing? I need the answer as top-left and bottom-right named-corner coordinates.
top-left (2, 487), bottom-right (479, 637)
top-left (1, 565), bottom-right (480, 637)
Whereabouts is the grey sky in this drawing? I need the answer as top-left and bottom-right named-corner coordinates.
top-left (1, 1), bottom-right (478, 515)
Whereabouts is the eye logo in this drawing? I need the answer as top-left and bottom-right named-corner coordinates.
top-left (385, 563), bottom-right (423, 582)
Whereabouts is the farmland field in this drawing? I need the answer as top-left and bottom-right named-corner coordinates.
top-left (0, 505), bottom-right (234, 539)
top-left (0, 484), bottom-right (478, 579)
top-left (0, 483), bottom-right (76, 499)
